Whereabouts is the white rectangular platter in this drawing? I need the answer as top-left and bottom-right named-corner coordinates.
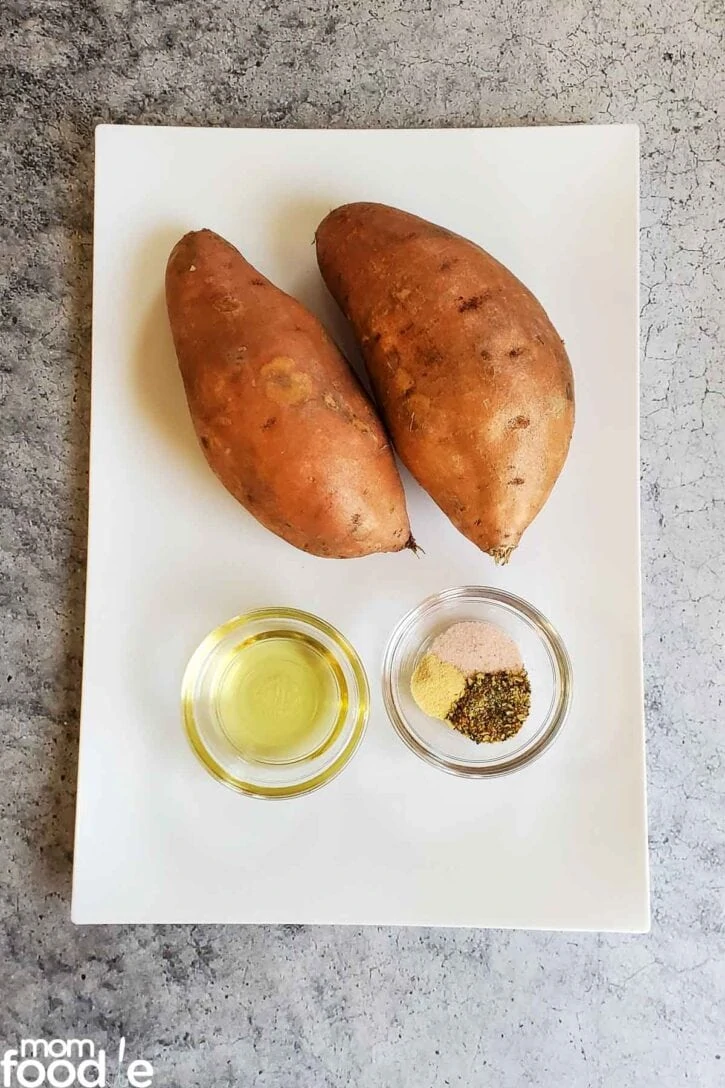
top-left (73, 124), bottom-right (648, 929)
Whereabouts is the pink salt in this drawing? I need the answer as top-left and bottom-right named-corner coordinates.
top-left (430, 621), bottom-right (522, 675)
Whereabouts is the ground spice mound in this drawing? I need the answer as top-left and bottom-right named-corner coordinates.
top-left (430, 621), bottom-right (522, 674)
top-left (410, 653), bottom-right (466, 720)
top-left (447, 670), bottom-right (531, 743)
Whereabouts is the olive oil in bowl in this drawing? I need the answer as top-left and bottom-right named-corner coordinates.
top-left (182, 608), bottom-right (369, 798)
top-left (214, 632), bottom-right (346, 764)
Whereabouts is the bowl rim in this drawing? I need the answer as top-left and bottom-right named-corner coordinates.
top-left (381, 586), bottom-right (573, 778)
top-left (182, 606), bottom-right (370, 799)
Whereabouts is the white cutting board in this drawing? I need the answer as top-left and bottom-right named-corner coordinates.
top-left (73, 124), bottom-right (647, 929)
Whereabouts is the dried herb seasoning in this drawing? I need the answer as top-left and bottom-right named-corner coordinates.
top-left (447, 669), bottom-right (531, 743)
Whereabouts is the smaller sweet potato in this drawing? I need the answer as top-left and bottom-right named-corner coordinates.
top-left (166, 229), bottom-right (412, 558)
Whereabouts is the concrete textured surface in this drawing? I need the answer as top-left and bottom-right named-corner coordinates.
top-left (1, 1), bottom-right (724, 1085)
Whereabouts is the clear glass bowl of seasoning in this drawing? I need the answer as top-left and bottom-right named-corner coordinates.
top-left (182, 608), bottom-right (369, 798)
top-left (382, 587), bottom-right (572, 777)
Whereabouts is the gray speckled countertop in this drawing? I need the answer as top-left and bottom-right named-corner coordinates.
top-left (1, 2), bottom-right (724, 1085)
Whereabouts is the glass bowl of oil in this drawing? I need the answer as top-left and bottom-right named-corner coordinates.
top-left (182, 608), bottom-right (369, 798)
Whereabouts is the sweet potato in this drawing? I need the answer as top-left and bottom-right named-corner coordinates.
top-left (315, 203), bottom-right (574, 562)
top-left (166, 229), bottom-right (412, 558)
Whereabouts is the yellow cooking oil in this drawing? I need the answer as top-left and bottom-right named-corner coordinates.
top-left (213, 630), bottom-right (347, 764)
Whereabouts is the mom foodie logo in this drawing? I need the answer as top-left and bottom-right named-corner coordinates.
top-left (1, 1039), bottom-right (153, 1087)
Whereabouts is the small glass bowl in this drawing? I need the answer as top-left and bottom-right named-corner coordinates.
top-left (182, 608), bottom-right (369, 799)
top-left (382, 587), bottom-right (572, 777)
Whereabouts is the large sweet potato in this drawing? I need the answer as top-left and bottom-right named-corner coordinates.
top-left (315, 203), bottom-right (574, 562)
top-left (166, 229), bottom-right (412, 558)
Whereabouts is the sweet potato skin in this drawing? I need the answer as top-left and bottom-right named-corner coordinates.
top-left (166, 229), bottom-right (412, 558)
top-left (315, 203), bottom-right (575, 561)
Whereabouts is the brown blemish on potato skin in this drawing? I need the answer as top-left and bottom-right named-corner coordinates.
top-left (382, 346), bottom-right (402, 373)
top-left (261, 357), bottom-right (312, 406)
top-left (228, 346), bottom-right (247, 365)
top-left (406, 392), bottom-right (430, 431)
top-left (419, 345), bottom-right (444, 366)
top-left (395, 369), bottom-right (415, 395)
top-left (261, 416), bottom-right (277, 430)
top-left (322, 390), bottom-right (375, 440)
top-left (508, 415), bottom-right (530, 429)
top-left (213, 294), bottom-right (243, 314)
top-left (353, 417), bottom-right (375, 438)
top-left (509, 477), bottom-right (525, 486)
top-left (458, 295), bottom-right (484, 313)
